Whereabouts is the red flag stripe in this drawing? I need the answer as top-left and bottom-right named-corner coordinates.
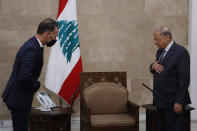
top-left (58, 57), bottom-right (83, 104)
top-left (57, 0), bottom-right (68, 19)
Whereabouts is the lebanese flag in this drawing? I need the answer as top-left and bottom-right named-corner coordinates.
top-left (45, 0), bottom-right (82, 105)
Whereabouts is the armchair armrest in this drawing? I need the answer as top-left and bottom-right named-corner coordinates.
top-left (127, 100), bottom-right (139, 124)
top-left (80, 100), bottom-right (91, 126)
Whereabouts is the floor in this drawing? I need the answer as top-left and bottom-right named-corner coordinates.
top-left (71, 120), bottom-right (197, 131)
top-left (0, 114), bottom-right (197, 131)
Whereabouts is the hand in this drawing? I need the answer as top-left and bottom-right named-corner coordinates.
top-left (152, 61), bottom-right (164, 73)
top-left (174, 103), bottom-right (182, 114)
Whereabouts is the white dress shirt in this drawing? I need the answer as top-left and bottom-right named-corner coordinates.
top-left (163, 40), bottom-right (174, 57)
top-left (35, 36), bottom-right (43, 48)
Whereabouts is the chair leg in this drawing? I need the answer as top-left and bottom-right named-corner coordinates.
top-left (80, 121), bottom-right (85, 131)
top-left (80, 123), bottom-right (83, 131)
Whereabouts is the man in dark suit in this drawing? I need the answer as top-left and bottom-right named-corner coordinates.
top-left (150, 26), bottom-right (191, 131)
top-left (2, 18), bottom-right (58, 131)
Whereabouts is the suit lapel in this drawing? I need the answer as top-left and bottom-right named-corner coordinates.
top-left (156, 49), bottom-right (163, 61)
top-left (161, 42), bottom-right (176, 65)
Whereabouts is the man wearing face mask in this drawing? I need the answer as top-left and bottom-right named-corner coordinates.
top-left (150, 26), bottom-right (191, 131)
top-left (2, 18), bottom-right (58, 131)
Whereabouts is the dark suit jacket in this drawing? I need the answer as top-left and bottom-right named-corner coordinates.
top-left (150, 42), bottom-right (191, 108)
top-left (2, 36), bottom-right (43, 110)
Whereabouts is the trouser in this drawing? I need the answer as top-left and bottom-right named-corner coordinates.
top-left (7, 104), bottom-right (30, 131)
top-left (156, 107), bottom-right (185, 131)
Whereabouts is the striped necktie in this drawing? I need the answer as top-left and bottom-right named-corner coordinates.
top-left (159, 50), bottom-right (166, 63)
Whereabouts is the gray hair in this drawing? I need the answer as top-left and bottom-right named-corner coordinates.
top-left (155, 26), bottom-right (172, 39)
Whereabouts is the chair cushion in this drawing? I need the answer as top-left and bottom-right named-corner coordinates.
top-left (83, 82), bottom-right (128, 115)
top-left (91, 114), bottom-right (135, 127)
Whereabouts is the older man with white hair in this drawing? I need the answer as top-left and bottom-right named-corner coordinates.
top-left (150, 26), bottom-right (191, 131)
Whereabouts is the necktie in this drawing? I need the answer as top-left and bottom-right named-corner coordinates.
top-left (159, 50), bottom-right (166, 63)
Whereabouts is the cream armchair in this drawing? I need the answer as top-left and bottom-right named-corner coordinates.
top-left (80, 72), bottom-right (139, 131)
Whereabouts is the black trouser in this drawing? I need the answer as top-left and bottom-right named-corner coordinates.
top-left (7, 104), bottom-right (30, 131)
top-left (156, 107), bottom-right (185, 131)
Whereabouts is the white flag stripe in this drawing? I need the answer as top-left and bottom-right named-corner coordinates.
top-left (57, 0), bottom-right (77, 22)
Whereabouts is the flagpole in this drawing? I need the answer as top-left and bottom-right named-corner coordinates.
top-left (59, 98), bottom-right (62, 106)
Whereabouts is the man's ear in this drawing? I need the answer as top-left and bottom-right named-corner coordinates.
top-left (166, 35), bottom-right (171, 40)
top-left (43, 32), bottom-right (49, 37)
top-left (163, 35), bottom-right (168, 41)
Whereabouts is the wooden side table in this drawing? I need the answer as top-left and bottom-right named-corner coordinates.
top-left (30, 107), bottom-right (71, 131)
top-left (142, 104), bottom-right (194, 131)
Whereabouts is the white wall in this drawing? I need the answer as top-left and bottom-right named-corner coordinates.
top-left (189, 0), bottom-right (197, 120)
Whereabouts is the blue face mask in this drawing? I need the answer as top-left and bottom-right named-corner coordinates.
top-left (47, 40), bottom-right (57, 47)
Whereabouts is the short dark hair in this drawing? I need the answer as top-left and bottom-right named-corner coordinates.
top-left (37, 18), bottom-right (58, 34)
